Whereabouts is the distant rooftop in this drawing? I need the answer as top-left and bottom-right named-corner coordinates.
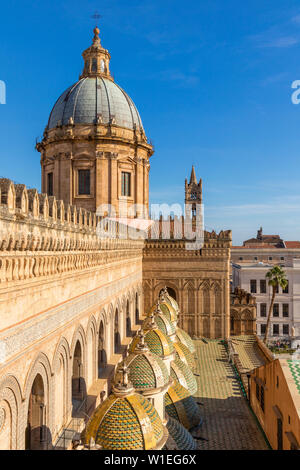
top-left (232, 227), bottom-right (300, 249)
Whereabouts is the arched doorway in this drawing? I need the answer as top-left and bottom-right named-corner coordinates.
top-left (25, 374), bottom-right (46, 450)
top-left (114, 310), bottom-right (120, 354)
top-left (98, 321), bottom-right (107, 377)
top-left (126, 300), bottom-right (131, 337)
top-left (135, 293), bottom-right (139, 324)
top-left (71, 341), bottom-right (85, 411)
top-left (160, 286), bottom-right (177, 300)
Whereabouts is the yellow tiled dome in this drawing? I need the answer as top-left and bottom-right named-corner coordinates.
top-left (83, 366), bottom-right (167, 450)
top-left (173, 341), bottom-right (196, 371)
top-left (165, 380), bottom-right (202, 431)
top-left (171, 358), bottom-right (197, 395)
top-left (129, 316), bottom-right (174, 360)
top-left (148, 299), bottom-right (177, 325)
top-left (160, 287), bottom-right (180, 313)
top-left (165, 416), bottom-right (197, 450)
top-left (115, 333), bottom-right (170, 392)
top-left (147, 302), bottom-right (176, 339)
top-left (176, 327), bottom-right (196, 354)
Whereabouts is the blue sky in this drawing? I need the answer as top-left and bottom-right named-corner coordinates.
top-left (1, 0), bottom-right (300, 244)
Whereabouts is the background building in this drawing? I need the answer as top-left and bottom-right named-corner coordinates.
top-left (232, 228), bottom-right (300, 342)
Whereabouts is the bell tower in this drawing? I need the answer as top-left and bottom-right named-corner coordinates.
top-left (185, 166), bottom-right (202, 217)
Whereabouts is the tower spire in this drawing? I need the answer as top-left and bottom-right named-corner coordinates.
top-left (189, 166), bottom-right (197, 185)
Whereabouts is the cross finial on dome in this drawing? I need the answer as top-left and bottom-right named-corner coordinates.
top-left (93, 26), bottom-right (100, 43)
top-left (113, 361), bottom-right (134, 396)
top-left (155, 300), bottom-right (162, 314)
top-left (135, 329), bottom-right (149, 353)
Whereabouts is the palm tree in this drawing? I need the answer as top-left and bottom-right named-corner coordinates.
top-left (263, 265), bottom-right (288, 344)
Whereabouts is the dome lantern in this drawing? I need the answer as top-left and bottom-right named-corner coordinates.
top-left (80, 26), bottom-right (112, 80)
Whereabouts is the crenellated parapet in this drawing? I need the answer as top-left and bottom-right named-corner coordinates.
top-left (0, 178), bottom-right (144, 283)
top-left (230, 287), bottom-right (257, 336)
top-left (231, 287), bottom-right (256, 306)
top-left (145, 217), bottom-right (232, 256)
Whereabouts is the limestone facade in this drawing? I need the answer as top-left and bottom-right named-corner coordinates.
top-left (143, 229), bottom-right (232, 340)
top-left (0, 180), bottom-right (143, 449)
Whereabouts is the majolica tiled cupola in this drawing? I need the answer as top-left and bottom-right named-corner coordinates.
top-left (37, 27), bottom-right (153, 217)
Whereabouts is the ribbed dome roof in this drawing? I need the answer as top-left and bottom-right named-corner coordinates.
top-left (48, 77), bottom-right (144, 131)
top-left (165, 416), bottom-right (197, 451)
top-left (115, 351), bottom-right (170, 391)
top-left (130, 328), bottom-right (174, 359)
top-left (165, 381), bottom-right (202, 431)
top-left (176, 327), bottom-right (196, 354)
top-left (174, 342), bottom-right (196, 371)
top-left (159, 302), bottom-right (178, 324)
top-left (83, 389), bottom-right (166, 450)
top-left (154, 313), bottom-right (176, 338)
top-left (171, 358), bottom-right (198, 396)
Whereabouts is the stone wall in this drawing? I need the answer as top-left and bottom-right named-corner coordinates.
top-left (0, 178), bottom-right (144, 449)
top-left (143, 229), bottom-right (232, 339)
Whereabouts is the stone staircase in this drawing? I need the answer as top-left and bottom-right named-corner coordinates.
top-left (230, 335), bottom-right (266, 371)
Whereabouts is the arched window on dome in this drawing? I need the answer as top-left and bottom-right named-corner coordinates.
top-left (92, 58), bottom-right (97, 72)
top-left (100, 59), bottom-right (106, 73)
top-left (85, 60), bottom-right (90, 73)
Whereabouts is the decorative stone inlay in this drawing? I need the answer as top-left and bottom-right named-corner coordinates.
top-left (0, 406), bottom-right (6, 433)
top-left (0, 272), bottom-right (141, 362)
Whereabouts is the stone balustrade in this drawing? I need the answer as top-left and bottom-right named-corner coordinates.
top-left (0, 178), bottom-right (144, 283)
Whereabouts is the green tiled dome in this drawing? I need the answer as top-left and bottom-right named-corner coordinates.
top-left (165, 380), bottom-right (202, 430)
top-left (165, 416), bottom-right (197, 450)
top-left (115, 352), bottom-right (170, 391)
top-left (176, 328), bottom-right (196, 354)
top-left (167, 295), bottom-right (179, 312)
top-left (171, 358), bottom-right (197, 395)
top-left (174, 341), bottom-right (196, 371)
top-left (144, 329), bottom-right (174, 358)
top-left (155, 313), bottom-right (176, 338)
top-left (84, 391), bottom-right (166, 450)
top-left (160, 302), bottom-right (177, 324)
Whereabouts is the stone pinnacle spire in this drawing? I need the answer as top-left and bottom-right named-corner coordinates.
top-left (189, 166), bottom-right (197, 185)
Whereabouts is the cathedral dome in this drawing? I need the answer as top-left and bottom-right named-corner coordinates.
top-left (47, 27), bottom-right (144, 133)
top-left (83, 365), bottom-right (167, 450)
top-left (47, 77), bottom-right (144, 132)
